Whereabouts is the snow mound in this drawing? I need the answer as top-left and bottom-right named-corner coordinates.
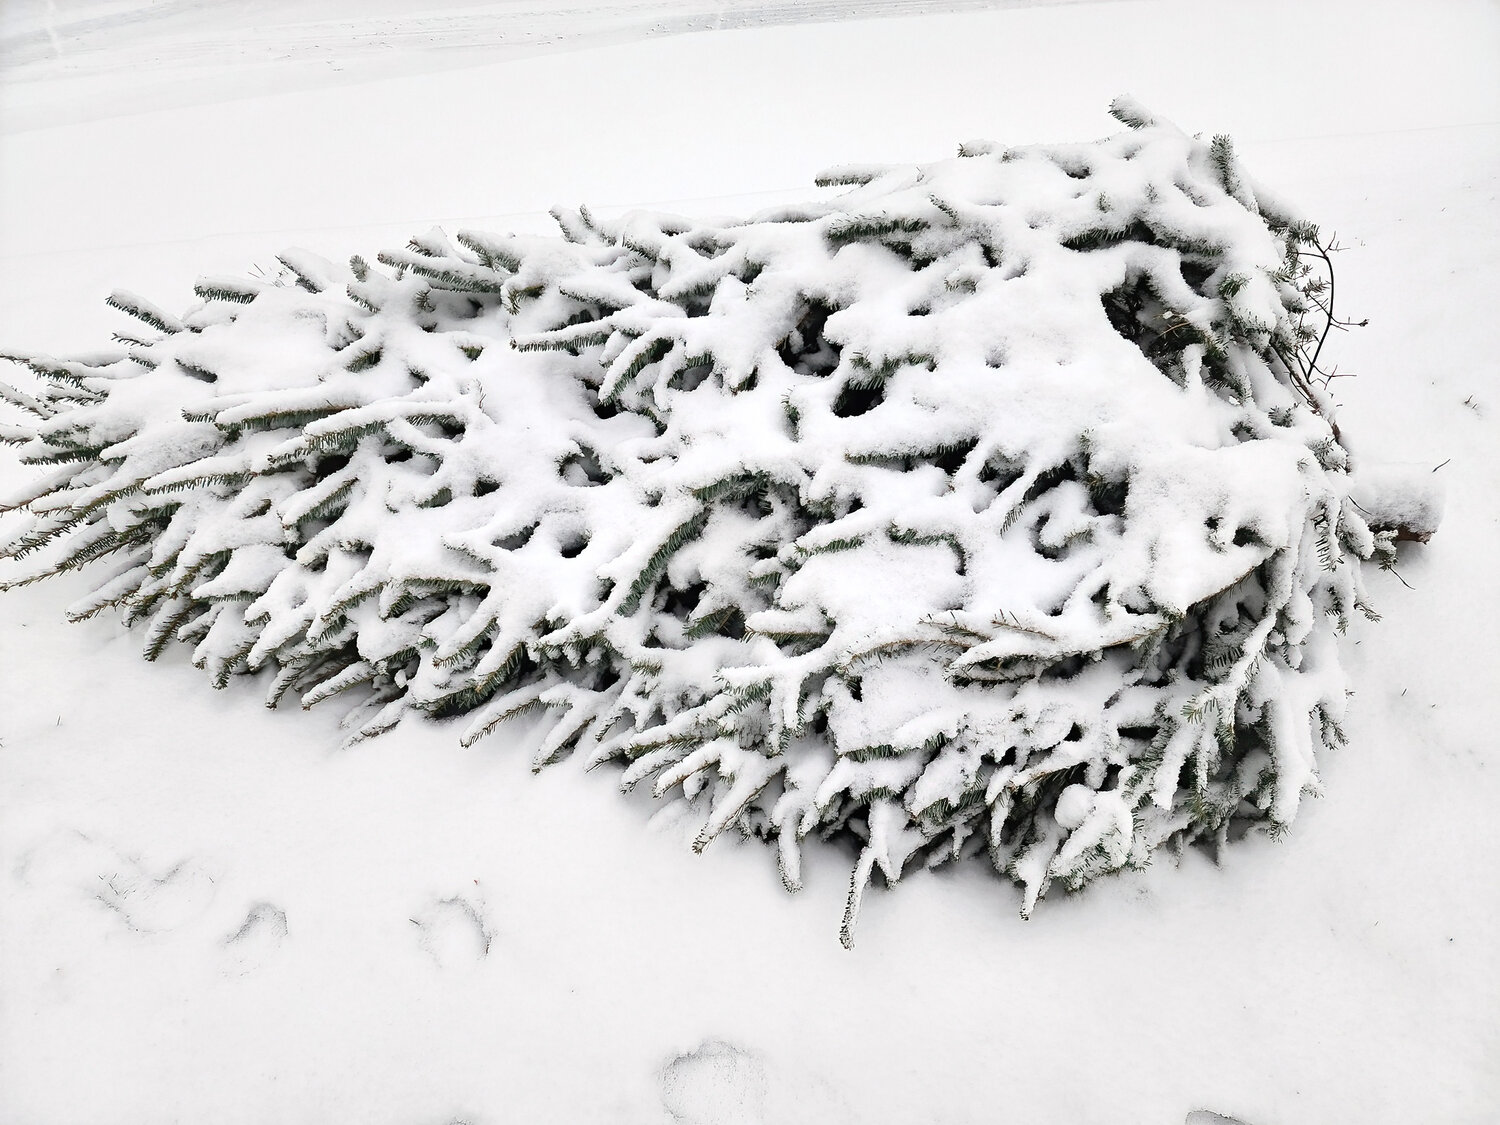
top-left (0, 103), bottom-right (1423, 943)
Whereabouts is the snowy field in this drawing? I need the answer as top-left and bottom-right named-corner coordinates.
top-left (1, 2), bottom-right (1498, 1123)
top-left (0, 0), bottom-right (1098, 132)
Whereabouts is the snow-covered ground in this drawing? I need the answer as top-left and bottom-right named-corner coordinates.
top-left (1, 0), bottom-right (1101, 132)
top-left (1, 2), bottom-right (1498, 1122)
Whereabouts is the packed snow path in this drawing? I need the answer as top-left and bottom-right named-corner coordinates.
top-left (2, 0), bottom-right (1110, 131)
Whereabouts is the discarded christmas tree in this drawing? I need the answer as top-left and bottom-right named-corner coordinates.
top-left (0, 100), bottom-right (1435, 944)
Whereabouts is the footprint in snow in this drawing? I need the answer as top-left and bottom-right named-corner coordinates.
top-left (412, 895), bottom-right (491, 968)
top-left (223, 902), bottom-right (289, 975)
top-left (14, 829), bottom-right (215, 934)
top-left (659, 1040), bottom-right (769, 1125)
top-left (657, 1039), bottom-right (854, 1125)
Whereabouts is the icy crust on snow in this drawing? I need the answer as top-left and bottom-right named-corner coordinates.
top-left (0, 108), bottom-right (1396, 940)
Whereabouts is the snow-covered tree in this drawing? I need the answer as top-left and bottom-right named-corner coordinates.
top-left (0, 100), bottom-right (1435, 944)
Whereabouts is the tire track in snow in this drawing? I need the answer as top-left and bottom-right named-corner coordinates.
top-left (3, 0), bottom-right (1107, 77)
top-left (2, 0), bottom-right (1127, 132)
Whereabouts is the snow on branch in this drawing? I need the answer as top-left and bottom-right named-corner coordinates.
top-left (0, 105), bottom-right (1431, 944)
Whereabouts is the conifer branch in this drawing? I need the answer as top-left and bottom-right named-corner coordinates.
top-left (0, 104), bottom-right (1426, 944)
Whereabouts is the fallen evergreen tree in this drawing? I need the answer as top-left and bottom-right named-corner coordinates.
top-left (0, 100), bottom-right (1435, 944)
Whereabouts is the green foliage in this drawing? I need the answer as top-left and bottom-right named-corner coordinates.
top-left (0, 105), bottom-right (1405, 945)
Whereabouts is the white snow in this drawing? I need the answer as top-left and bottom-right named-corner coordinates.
top-left (1052, 781), bottom-right (1093, 829)
top-left (2, 2), bottom-right (1499, 1124)
top-left (1348, 462), bottom-right (1446, 541)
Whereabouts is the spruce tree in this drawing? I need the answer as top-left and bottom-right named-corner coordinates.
top-left (0, 100), bottom-right (1435, 944)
